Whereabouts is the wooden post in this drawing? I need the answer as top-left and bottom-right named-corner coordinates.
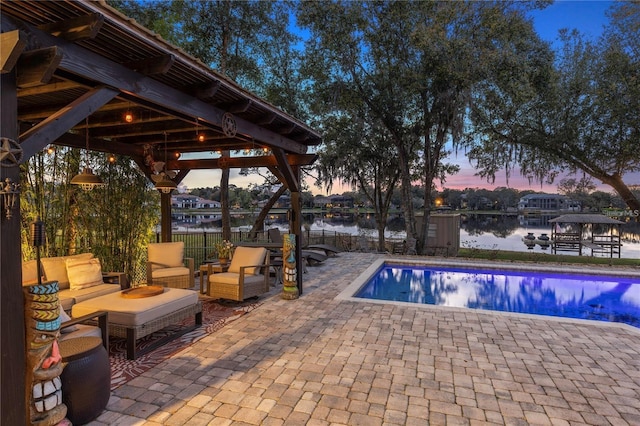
top-left (160, 191), bottom-right (172, 242)
top-left (290, 169), bottom-right (303, 296)
top-left (1, 69), bottom-right (27, 424)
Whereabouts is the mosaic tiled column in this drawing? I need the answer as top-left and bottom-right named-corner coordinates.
top-left (282, 234), bottom-right (299, 300)
top-left (24, 281), bottom-right (67, 426)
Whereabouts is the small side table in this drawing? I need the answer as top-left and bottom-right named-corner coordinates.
top-left (59, 336), bottom-right (110, 425)
top-left (102, 271), bottom-right (129, 289)
top-left (199, 261), bottom-right (229, 294)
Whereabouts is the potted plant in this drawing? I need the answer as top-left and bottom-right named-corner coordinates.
top-left (213, 240), bottom-right (234, 265)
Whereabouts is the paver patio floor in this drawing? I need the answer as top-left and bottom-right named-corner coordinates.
top-left (91, 252), bottom-right (640, 425)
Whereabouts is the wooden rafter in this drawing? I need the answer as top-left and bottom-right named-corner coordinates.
top-left (16, 47), bottom-right (62, 88)
top-left (0, 30), bottom-right (26, 73)
top-left (19, 86), bottom-right (119, 161)
top-left (228, 99), bottom-right (252, 113)
top-left (39, 12), bottom-right (104, 41)
top-left (125, 54), bottom-right (175, 76)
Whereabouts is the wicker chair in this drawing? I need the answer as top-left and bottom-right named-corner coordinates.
top-left (208, 246), bottom-right (270, 301)
top-left (146, 241), bottom-right (194, 289)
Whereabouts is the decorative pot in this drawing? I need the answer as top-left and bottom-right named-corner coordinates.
top-left (218, 257), bottom-right (229, 266)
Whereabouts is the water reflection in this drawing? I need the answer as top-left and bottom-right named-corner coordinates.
top-left (461, 214), bottom-right (520, 238)
top-left (169, 212), bottom-right (640, 258)
top-left (356, 265), bottom-right (640, 328)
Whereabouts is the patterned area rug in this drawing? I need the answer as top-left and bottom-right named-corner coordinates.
top-left (109, 298), bottom-right (261, 390)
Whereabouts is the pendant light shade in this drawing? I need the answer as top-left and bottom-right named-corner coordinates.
top-left (155, 175), bottom-right (177, 194)
top-left (71, 167), bottom-right (104, 190)
top-left (71, 117), bottom-right (104, 190)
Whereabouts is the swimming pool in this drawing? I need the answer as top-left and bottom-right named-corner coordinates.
top-left (338, 259), bottom-right (640, 329)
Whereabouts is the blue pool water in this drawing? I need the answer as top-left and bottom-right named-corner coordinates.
top-left (355, 264), bottom-right (640, 328)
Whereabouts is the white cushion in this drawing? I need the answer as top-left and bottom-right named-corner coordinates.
top-left (148, 242), bottom-right (184, 270)
top-left (209, 271), bottom-right (265, 285)
top-left (59, 324), bottom-right (102, 341)
top-left (72, 288), bottom-right (198, 327)
top-left (59, 304), bottom-right (78, 333)
top-left (41, 253), bottom-right (94, 290)
top-left (66, 257), bottom-right (103, 290)
top-left (228, 247), bottom-right (266, 275)
top-left (152, 266), bottom-right (190, 278)
top-left (59, 283), bottom-right (120, 307)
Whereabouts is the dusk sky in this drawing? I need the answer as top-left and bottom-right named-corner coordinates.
top-left (442, 0), bottom-right (613, 193)
top-left (181, 1), bottom-right (628, 195)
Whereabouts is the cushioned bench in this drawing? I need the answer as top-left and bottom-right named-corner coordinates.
top-left (22, 253), bottom-right (126, 311)
top-left (72, 288), bottom-right (201, 359)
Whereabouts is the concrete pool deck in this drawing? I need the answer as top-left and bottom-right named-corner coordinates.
top-left (92, 252), bottom-right (640, 425)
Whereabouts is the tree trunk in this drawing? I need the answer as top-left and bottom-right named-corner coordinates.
top-left (600, 173), bottom-right (640, 219)
top-left (376, 216), bottom-right (387, 252)
top-left (247, 185), bottom-right (288, 240)
top-left (396, 141), bottom-right (416, 240)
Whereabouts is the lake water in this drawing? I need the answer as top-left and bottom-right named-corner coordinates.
top-left (171, 212), bottom-right (640, 259)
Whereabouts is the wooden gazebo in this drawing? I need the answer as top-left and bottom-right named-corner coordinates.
top-left (549, 214), bottom-right (624, 258)
top-left (1, 1), bottom-right (321, 422)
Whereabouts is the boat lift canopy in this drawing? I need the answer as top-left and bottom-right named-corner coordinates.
top-left (549, 214), bottom-right (624, 258)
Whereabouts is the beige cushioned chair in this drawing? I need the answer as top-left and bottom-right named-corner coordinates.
top-left (208, 246), bottom-right (270, 301)
top-left (146, 241), bottom-right (194, 289)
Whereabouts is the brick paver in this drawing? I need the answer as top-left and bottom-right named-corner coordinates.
top-left (90, 253), bottom-right (640, 425)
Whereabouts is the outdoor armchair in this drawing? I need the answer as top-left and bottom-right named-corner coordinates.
top-left (146, 241), bottom-right (194, 289)
top-left (208, 246), bottom-right (270, 301)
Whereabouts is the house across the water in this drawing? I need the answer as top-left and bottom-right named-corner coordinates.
top-left (172, 194), bottom-right (221, 209)
top-left (518, 193), bottom-right (580, 214)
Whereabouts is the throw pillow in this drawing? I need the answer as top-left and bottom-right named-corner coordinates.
top-left (21, 260), bottom-right (39, 285)
top-left (41, 253), bottom-right (94, 289)
top-left (59, 305), bottom-right (78, 333)
top-left (66, 257), bottom-right (103, 290)
top-left (41, 257), bottom-right (71, 288)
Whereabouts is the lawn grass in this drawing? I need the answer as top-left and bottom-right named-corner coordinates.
top-left (457, 248), bottom-right (639, 267)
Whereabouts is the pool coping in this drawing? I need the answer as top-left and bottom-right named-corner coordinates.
top-left (335, 257), bottom-right (640, 335)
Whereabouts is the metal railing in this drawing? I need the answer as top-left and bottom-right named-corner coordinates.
top-left (158, 229), bottom-right (358, 268)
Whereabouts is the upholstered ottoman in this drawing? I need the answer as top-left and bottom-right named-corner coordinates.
top-left (72, 288), bottom-right (202, 359)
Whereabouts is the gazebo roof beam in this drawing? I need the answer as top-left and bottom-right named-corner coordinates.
top-left (2, 14), bottom-right (310, 154)
top-left (170, 153), bottom-right (317, 170)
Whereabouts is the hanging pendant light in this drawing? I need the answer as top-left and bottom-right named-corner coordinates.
top-left (155, 132), bottom-right (177, 194)
top-left (155, 175), bottom-right (177, 194)
top-left (71, 117), bottom-right (104, 190)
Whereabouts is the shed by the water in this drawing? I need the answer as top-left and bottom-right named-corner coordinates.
top-left (549, 214), bottom-right (624, 258)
